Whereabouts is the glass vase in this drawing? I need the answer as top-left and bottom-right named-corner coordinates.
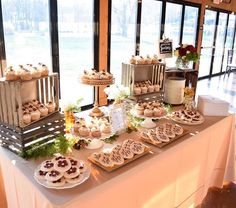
top-left (64, 111), bottom-right (75, 133)
top-left (176, 57), bottom-right (190, 70)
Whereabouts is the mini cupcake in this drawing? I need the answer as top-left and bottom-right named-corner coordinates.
top-left (30, 108), bottom-right (41, 121)
top-left (144, 109), bottom-right (153, 117)
top-left (20, 68), bottom-right (32, 81)
top-left (5, 66), bottom-right (18, 81)
top-left (31, 67), bottom-right (41, 79)
top-left (130, 55), bottom-right (137, 64)
top-left (152, 54), bottom-right (159, 64)
top-left (137, 56), bottom-right (145, 65)
top-left (134, 86), bottom-right (141, 95)
top-left (91, 127), bottom-right (102, 138)
top-left (153, 108), bottom-right (162, 117)
top-left (100, 123), bottom-right (111, 134)
top-left (73, 121), bottom-right (81, 133)
top-left (38, 63), bottom-right (49, 76)
top-left (22, 112), bottom-right (31, 124)
top-left (25, 64), bottom-right (34, 71)
top-left (141, 85), bottom-right (148, 94)
top-left (152, 101), bottom-right (160, 108)
top-left (148, 85), bottom-right (154, 92)
top-left (46, 101), bottom-right (55, 113)
top-left (136, 105), bottom-right (144, 115)
top-left (154, 84), bottom-right (160, 92)
top-left (32, 99), bottom-right (39, 106)
top-left (145, 55), bottom-right (152, 64)
top-left (79, 125), bottom-right (90, 137)
top-left (38, 104), bottom-right (49, 117)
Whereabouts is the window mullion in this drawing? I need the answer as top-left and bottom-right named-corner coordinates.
top-left (0, 0), bottom-right (6, 77)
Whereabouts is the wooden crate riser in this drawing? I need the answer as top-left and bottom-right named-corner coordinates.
top-left (0, 113), bottom-right (65, 155)
top-left (122, 63), bottom-right (166, 102)
top-left (0, 73), bottom-right (59, 128)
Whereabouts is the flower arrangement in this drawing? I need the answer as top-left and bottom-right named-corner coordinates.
top-left (174, 44), bottom-right (199, 69)
top-left (104, 85), bottom-right (130, 104)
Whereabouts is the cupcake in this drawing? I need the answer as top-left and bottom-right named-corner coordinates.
top-left (153, 108), bottom-right (162, 117)
top-left (38, 63), bottom-right (49, 76)
top-left (145, 55), bottom-right (152, 64)
top-left (25, 64), bottom-right (33, 71)
top-left (130, 55), bottom-right (137, 64)
top-left (46, 101), bottom-right (55, 113)
top-left (144, 109), bottom-right (153, 117)
top-left (135, 104), bottom-right (144, 115)
top-left (22, 112), bottom-right (31, 124)
top-left (91, 127), bottom-right (102, 138)
top-left (141, 86), bottom-right (148, 94)
top-left (73, 121), bottom-right (81, 133)
top-left (137, 56), bottom-right (145, 65)
top-left (148, 85), bottom-right (154, 92)
top-left (5, 66), bottom-right (18, 81)
top-left (134, 86), bottom-right (141, 95)
top-left (31, 67), bottom-right (41, 79)
top-left (79, 125), bottom-right (90, 137)
top-left (152, 101), bottom-right (160, 108)
top-left (30, 108), bottom-right (41, 121)
top-left (152, 54), bottom-right (159, 64)
top-left (100, 123), bottom-right (111, 134)
top-left (32, 99), bottom-right (39, 106)
top-left (38, 104), bottom-right (49, 117)
top-left (154, 84), bottom-right (160, 92)
top-left (20, 68), bottom-right (32, 81)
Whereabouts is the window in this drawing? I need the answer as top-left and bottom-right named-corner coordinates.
top-left (2, 0), bottom-right (51, 68)
top-left (58, 0), bottom-right (94, 106)
top-left (140, 0), bottom-right (162, 55)
top-left (110, 0), bottom-right (138, 84)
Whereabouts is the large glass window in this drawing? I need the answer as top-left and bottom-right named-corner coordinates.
top-left (140, 0), bottom-right (162, 55)
top-left (212, 12), bottom-right (228, 74)
top-left (182, 6), bottom-right (199, 45)
top-left (110, 0), bottom-right (137, 84)
top-left (58, 0), bottom-right (94, 106)
top-left (2, 0), bottom-right (51, 67)
top-left (199, 10), bottom-right (217, 77)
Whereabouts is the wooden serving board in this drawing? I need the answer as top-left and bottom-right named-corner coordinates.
top-left (140, 128), bottom-right (189, 148)
top-left (88, 146), bottom-right (151, 172)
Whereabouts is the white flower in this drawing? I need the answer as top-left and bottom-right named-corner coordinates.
top-left (104, 85), bottom-right (130, 100)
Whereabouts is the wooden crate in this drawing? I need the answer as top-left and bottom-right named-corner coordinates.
top-left (122, 63), bottom-right (166, 102)
top-left (0, 112), bottom-right (65, 155)
top-left (0, 73), bottom-right (59, 128)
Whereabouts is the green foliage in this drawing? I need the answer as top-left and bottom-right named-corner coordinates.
top-left (103, 134), bottom-right (119, 144)
top-left (126, 112), bottom-right (144, 131)
top-left (20, 135), bottom-right (77, 160)
top-left (64, 98), bottom-right (83, 113)
top-left (185, 52), bottom-right (199, 62)
top-left (163, 103), bottom-right (172, 114)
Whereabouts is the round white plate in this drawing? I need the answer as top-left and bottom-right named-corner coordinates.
top-left (170, 113), bottom-right (205, 126)
top-left (34, 162), bottom-right (91, 189)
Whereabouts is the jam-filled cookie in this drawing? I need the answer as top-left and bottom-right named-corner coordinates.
top-left (64, 166), bottom-right (80, 179)
top-left (54, 158), bottom-right (71, 172)
top-left (46, 170), bottom-right (63, 182)
top-left (34, 169), bottom-right (48, 180)
top-left (40, 160), bottom-right (54, 172)
top-left (66, 174), bottom-right (83, 184)
top-left (47, 177), bottom-right (65, 187)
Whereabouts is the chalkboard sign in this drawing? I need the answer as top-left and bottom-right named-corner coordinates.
top-left (158, 39), bottom-right (173, 58)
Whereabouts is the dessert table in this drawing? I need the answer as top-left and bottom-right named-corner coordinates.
top-left (0, 114), bottom-right (235, 208)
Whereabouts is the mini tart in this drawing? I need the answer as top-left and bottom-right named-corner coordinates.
top-left (64, 166), bottom-right (80, 179)
top-left (31, 67), bottom-right (41, 79)
top-left (98, 153), bottom-right (114, 167)
top-left (40, 160), bottom-right (54, 172)
top-left (130, 141), bottom-right (145, 155)
top-left (144, 109), bottom-right (153, 117)
top-left (66, 174), bottom-right (83, 184)
top-left (22, 112), bottom-right (31, 124)
top-left (134, 87), bottom-right (141, 95)
top-left (20, 68), bottom-right (32, 81)
top-left (119, 147), bottom-right (134, 159)
top-left (109, 152), bottom-right (124, 165)
top-left (79, 125), bottom-right (90, 137)
top-left (54, 158), bottom-right (71, 172)
top-left (172, 125), bottom-right (184, 135)
top-left (47, 177), bottom-right (65, 187)
top-left (34, 169), bottom-right (48, 180)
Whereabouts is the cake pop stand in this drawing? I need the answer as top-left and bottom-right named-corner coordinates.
top-left (81, 78), bottom-right (115, 117)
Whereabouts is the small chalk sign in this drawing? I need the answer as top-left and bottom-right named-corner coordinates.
top-left (109, 105), bottom-right (127, 134)
top-left (158, 39), bottom-right (173, 58)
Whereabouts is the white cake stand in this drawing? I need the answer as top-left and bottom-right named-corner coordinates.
top-left (85, 139), bottom-right (104, 149)
top-left (140, 117), bottom-right (157, 128)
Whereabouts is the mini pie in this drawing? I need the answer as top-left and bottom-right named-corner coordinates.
top-left (64, 166), bottom-right (80, 179)
top-left (54, 158), bottom-right (71, 172)
top-left (46, 170), bottom-right (63, 182)
top-left (40, 160), bottom-right (54, 172)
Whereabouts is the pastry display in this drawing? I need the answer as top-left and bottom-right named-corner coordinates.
top-left (89, 139), bottom-right (149, 172)
top-left (171, 109), bottom-right (204, 125)
top-left (81, 69), bottom-right (114, 85)
top-left (139, 122), bottom-right (188, 148)
top-left (34, 155), bottom-right (90, 189)
top-left (133, 80), bottom-right (160, 95)
top-left (134, 101), bottom-right (166, 118)
top-left (129, 55), bottom-right (160, 65)
top-left (3, 64), bottom-right (49, 81)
